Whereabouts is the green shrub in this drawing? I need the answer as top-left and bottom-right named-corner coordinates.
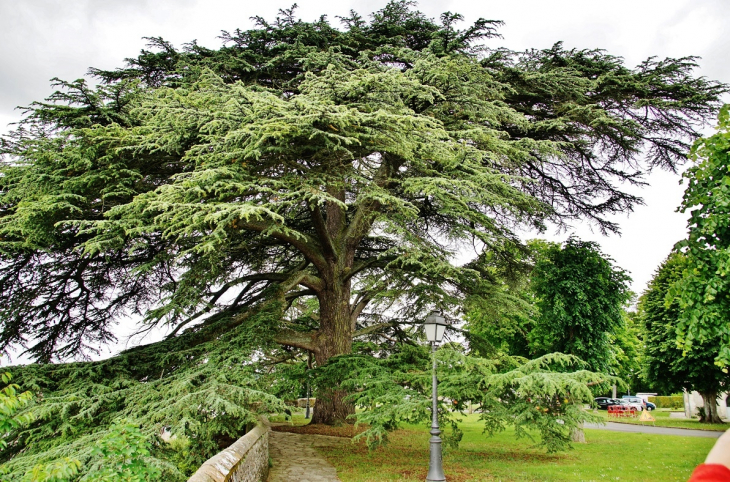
top-left (648, 396), bottom-right (684, 409)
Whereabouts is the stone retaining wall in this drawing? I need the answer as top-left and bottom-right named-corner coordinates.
top-left (188, 417), bottom-right (270, 482)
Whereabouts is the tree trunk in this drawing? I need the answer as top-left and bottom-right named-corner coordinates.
top-left (699, 391), bottom-right (724, 424)
top-left (571, 423), bottom-right (586, 443)
top-left (310, 284), bottom-right (355, 425)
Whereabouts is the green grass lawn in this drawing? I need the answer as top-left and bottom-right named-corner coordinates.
top-left (307, 413), bottom-right (716, 482)
top-left (594, 408), bottom-right (730, 431)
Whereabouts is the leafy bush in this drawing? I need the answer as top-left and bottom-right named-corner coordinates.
top-left (82, 421), bottom-right (161, 481)
top-left (648, 396), bottom-right (684, 409)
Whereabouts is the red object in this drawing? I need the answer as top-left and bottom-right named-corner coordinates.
top-left (688, 464), bottom-right (730, 481)
top-left (607, 404), bottom-right (637, 418)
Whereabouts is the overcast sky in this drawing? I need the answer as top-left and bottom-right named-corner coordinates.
top-left (1, 0), bottom-right (729, 355)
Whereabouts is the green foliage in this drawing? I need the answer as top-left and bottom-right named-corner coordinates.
top-left (21, 458), bottom-right (81, 482)
top-left (0, 372), bottom-right (33, 450)
top-left (319, 346), bottom-right (610, 453)
top-left (640, 253), bottom-right (729, 408)
top-left (19, 421), bottom-right (160, 482)
top-left (83, 421), bottom-right (161, 481)
top-left (465, 238), bottom-right (640, 382)
top-left (648, 396), bottom-right (684, 410)
top-left (462, 244), bottom-right (537, 358)
top-left (529, 238), bottom-right (633, 373)
top-left (0, 305), bottom-right (287, 480)
top-left (0, 2), bottom-right (723, 364)
top-left (464, 238), bottom-right (642, 385)
top-left (609, 310), bottom-right (644, 389)
top-left (673, 104), bottom-right (730, 365)
top-left (0, 0), bottom-right (724, 471)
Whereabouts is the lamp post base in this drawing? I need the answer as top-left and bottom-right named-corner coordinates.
top-left (426, 428), bottom-right (446, 481)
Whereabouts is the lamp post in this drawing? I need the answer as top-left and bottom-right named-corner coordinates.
top-left (424, 311), bottom-right (448, 482)
top-left (305, 353), bottom-right (312, 419)
top-left (305, 379), bottom-right (311, 419)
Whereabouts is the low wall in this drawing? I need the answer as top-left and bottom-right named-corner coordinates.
top-left (188, 417), bottom-right (270, 482)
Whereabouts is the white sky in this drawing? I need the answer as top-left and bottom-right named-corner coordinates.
top-left (1, 0), bottom-right (729, 356)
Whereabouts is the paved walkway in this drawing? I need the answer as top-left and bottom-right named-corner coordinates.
top-left (585, 421), bottom-right (724, 438)
top-left (268, 431), bottom-right (345, 482)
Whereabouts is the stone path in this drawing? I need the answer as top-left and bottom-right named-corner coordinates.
top-left (267, 431), bottom-right (346, 482)
top-left (585, 421), bottom-right (724, 438)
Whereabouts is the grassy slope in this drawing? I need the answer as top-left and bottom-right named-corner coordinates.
top-left (310, 414), bottom-right (716, 482)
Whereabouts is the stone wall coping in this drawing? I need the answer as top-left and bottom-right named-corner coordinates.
top-left (188, 416), bottom-right (271, 482)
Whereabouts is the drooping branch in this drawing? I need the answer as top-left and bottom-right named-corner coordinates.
top-left (235, 272), bottom-right (324, 293)
top-left (350, 296), bottom-right (371, 329)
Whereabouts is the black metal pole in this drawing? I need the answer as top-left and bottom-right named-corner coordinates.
top-left (305, 352), bottom-right (311, 420)
top-left (305, 379), bottom-right (311, 419)
top-left (426, 341), bottom-right (445, 481)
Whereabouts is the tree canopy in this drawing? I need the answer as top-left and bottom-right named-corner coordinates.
top-left (527, 238), bottom-right (632, 373)
top-left (0, 2), bottom-right (723, 365)
top-left (641, 252), bottom-right (729, 423)
top-left (0, 2), bottom-right (726, 478)
top-left (673, 105), bottom-right (730, 366)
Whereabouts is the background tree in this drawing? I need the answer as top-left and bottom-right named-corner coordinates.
top-left (465, 238), bottom-right (643, 395)
top-left (611, 310), bottom-right (646, 394)
top-left (673, 104), bottom-right (730, 366)
top-left (528, 238), bottom-right (633, 373)
top-left (641, 252), bottom-right (729, 424)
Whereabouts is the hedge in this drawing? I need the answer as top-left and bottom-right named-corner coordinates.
top-left (648, 396), bottom-right (684, 409)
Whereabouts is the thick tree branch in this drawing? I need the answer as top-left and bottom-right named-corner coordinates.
top-left (309, 205), bottom-right (337, 259)
top-left (353, 322), bottom-right (395, 338)
top-left (350, 295), bottom-right (372, 329)
top-left (274, 328), bottom-right (317, 352)
top-left (346, 256), bottom-right (397, 281)
top-left (236, 220), bottom-right (328, 273)
top-left (236, 272), bottom-right (324, 293)
top-left (344, 154), bottom-right (404, 249)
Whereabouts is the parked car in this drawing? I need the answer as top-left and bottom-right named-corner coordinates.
top-left (645, 401), bottom-right (656, 411)
top-left (621, 396), bottom-right (646, 411)
top-left (595, 397), bottom-right (620, 410)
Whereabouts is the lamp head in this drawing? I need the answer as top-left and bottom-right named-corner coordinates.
top-left (424, 311), bottom-right (447, 343)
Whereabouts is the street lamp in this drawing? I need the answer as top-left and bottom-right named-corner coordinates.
top-left (424, 311), bottom-right (447, 482)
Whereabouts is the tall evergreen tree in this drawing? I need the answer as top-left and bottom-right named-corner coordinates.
top-left (0, 1), bottom-right (724, 429)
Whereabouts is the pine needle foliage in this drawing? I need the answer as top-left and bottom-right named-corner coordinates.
top-left (319, 346), bottom-right (610, 453)
top-left (0, 1), bottom-right (725, 476)
top-left (1, 305), bottom-right (288, 480)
